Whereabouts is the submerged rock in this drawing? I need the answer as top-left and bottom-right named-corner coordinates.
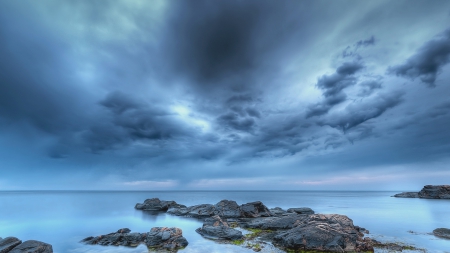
top-left (392, 192), bottom-right (419, 198)
top-left (273, 214), bottom-right (374, 252)
top-left (8, 240), bottom-right (53, 253)
top-left (82, 227), bottom-right (188, 250)
top-left (0, 237), bottom-right (22, 253)
top-left (196, 215), bottom-right (243, 240)
top-left (433, 228), bottom-right (450, 239)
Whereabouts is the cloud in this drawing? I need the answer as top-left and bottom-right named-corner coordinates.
top-left (388, 29), bottom-right (450, 87)
top-left (358, 80), bottom-right (383, 97)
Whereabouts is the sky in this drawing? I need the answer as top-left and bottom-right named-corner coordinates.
top-left (1, 0), bottom-right (450, 191)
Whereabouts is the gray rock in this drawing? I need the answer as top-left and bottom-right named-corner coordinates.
top-left (433, 228), bottom-right (450, 239)
top-left (0, 237), bottom-right (22, 253)
top-left (9, 240), bottom-right (53, 253)
top-left (392, 192), bottom-right (419, 198)
top-left (134, 198), bottom-right (180, 211)
top-left (240, 201), bottom-right (272, 218)
top-left (146, 227), bottom-right (188, 250)
top-left (186, 204), bottom-right (215, 218)
top-left (213, 200), bottom-right (242, 218)
top-left (167, 206), bottom-right (189, 216)
top-left (418, 185), bottom-right (450, 199)
top-left (287, 207), bottom-right (314, 215)
top-left (244, 214), bottom-right (308, 230)
top-left (273, 214), bottom-right (373, 252)
top-left (269, 207), bottom-right (287, 216)
top-left (196, 215), bottom-right (243, 240)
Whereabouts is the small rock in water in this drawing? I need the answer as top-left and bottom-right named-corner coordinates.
top-left (286, 207), bottom-right (314, 215)
top-left (433, 228), bottom-right (450, 239)
top-left (196, 215), bottom-right (244, 240)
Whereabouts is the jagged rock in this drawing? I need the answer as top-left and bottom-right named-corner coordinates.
top-left (243, 214), bottom-right (308, 230)
top-left (269, 207), bottom-right (287, 216)
top-left (213, 200), bottom-right (242, 218)
top-left (0, 237), bottom-right (22, 253)
top-left (273, 214), bottom-right (374, 252)
top-left (433, 228), bottom-right (450, 239)
top-left (196, 215), bottom-right (244, 240)
top-left (146, 227), bottom-right (188, 250)
top-left (135, 198), bottom-right (180, 211)
top-left (186, 204), bottom-right (215, 218)
top-left (240, 201), bottom-right (272, 218)
top-left (167, 206), bottom-right (189, 216)
top-left (82, 227), bottom-right (188, 250)
top-left (8, 240), bottom-right (53, 253)
top-left (418, 185), bottom-right (450, 199)
top-left (287, 207), bottom-right (314, 215)
top-left (392, 192), bottom-right (419, 198)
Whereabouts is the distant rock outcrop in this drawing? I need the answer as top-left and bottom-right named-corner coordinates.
top-left (82, 227), bottom-right (188, 250)
top-left (433, 228), bottom-right (450, 239)
top-left (0, 237), bottom-right (52, 253)
top-left (393, 185), bottom-right (450, 199)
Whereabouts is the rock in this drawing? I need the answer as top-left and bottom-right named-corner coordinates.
top-left (186, 204), bottom-right (215, 218)
top-left (8, 240), bottom-right (53, 253)
top-left (213, 200), bottom-right (242, 218)
top-left (82, 227), bottom-right (188, 250)
top-left (135, 198), bottom-right (180, 211)
top-left (244, 214), bottom-right (308, 230)
top-left (0, 237), bottom-right (22, 253)
top-left (273, 214), bottom-right (373, 252)
top-left (167, 206), bottom-right (189, 216)
top-left (433, 228), bottom-right (450, 239)
top-left (146, 227), bottom-right (188, 250)
top-left (240, 201), bottom-right (272, 218)
top-left (196, 215), bottom-right (244, 240)
top-left (392, 192), bottom-right (419, 198)
top-left (269, 207), bottom-right (287, 216)
top-left (418, 185), bottom-right (450, 199)
top-left (287, 207), bottom-right (314, 215)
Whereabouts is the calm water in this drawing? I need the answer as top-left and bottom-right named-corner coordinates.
top-left (0, 191), bottom-right (449, 253)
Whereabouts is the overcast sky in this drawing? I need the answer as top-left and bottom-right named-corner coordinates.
top-left (1, 0), bottom-right (450, 190)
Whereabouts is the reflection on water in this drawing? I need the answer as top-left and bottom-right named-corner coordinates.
top-left (0, 191), bottom-right (449, 253)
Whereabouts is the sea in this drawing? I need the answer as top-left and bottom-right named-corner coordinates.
top-left (0, 191), bottom-right (449, 253)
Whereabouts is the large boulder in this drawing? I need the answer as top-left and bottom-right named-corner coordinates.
top-left (135, 198), bottom-right (181, 211)
top-left (433, 228), bottom-right (450, 239)
top-left (196, 215), bottom-right (244, 240)
top-left (8, 240), bottom-right (53, 253)
top-left (287, 207), bottom-right (315, 215)
top-left (244, 214), bottom-right (308, 230)
top-left (186, 204), bottom-right (215, 218)
top-left (418, 185), bottom-right (450, 199)
top-left (146, 227), bottom-right (189, 250)
top-left (0, 237), bottom-right (22, 253)
top-left (240, 201), bottom-right (272, 218)
top-left (273, 214), bottom-right (374, 252)
top-left (213, 200), bottom-right (242, 218)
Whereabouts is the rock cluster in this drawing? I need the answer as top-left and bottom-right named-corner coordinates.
top-left (82, 227), bottom-right (188, 251)
top-left (0, 237), bottom-right (52, 253)
top-left (136, 198), bottom-right (374, 252)
top-left (393, 185), bottom-right (450, 199)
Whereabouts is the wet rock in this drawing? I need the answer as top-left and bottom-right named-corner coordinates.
top-left (8, 240), bottom-right (53, 253)
top-left (167, 206), bottom-right (189, 216)
top-left (392, 192), bottom-right (419, 198)
top-left (186, 204), bottom-right (215, 218)
top-left (273, 214), bottom-right (373, 252)
top-left (82, 227), bottom-right (188, 250)
top-left (213, 200), bottom-right (242, 218)
top-left (268, 207), bottom-right (287, 216)
top-left (146, 227), bottom-right (188, 250)
top-left (135, 198), bottom-right (180, 211)
top-left (240, 201), bottom-right (272, 218)
top-left (196, 215), bottom-right (244, 240)
top-left (287, 207), bottom-right (314, 215)
top-left (0, 237), bottom-right (22, 253)
top-left (244, 214), bottom-right (308, 230)
top-left (418, 185), bottom-right (450, 199)
top-left (433, 228), bottom-right (450, 239)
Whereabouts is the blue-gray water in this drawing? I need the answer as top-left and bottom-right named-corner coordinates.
top-left (1, 191), bottom-right (449, 253)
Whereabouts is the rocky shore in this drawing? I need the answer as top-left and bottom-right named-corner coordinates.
top-left (81, 227), bottom-right (188, 251)
top-left (393, 185), bottom-right (450, 199)
top-left (0, 237), bottom-right (52, 253)
top-left (135, 198), bottom-right (376, 252)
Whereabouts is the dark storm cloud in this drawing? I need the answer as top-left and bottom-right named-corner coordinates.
top-left (307, 61), bottom-right (364, 117)
top-left (358, 80), bottom-right (383, 97)
top-left (389, 29), bottom-right (450, 87)
top-left (343, 36), bottom-right (375, 58)
top-left (355, 36), bottom-right (375, 48)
